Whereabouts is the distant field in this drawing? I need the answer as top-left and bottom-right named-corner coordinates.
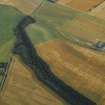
top-left (0, 0), bottom-right (43, 14)
top-left (57, 0), bottom-right (104, 11)
top-left (89, 1), bottom-right (105, 20)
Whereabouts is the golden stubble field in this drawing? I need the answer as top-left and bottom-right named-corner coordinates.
top-left (58, 0), bottom-right (104, 11)
top-left (37, 40), bottom-right (105, 105)
top-left (0, 0), bottom-right (43, 14)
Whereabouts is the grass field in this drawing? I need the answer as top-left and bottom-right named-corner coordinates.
top-left (2, 41), bottom-right (105, 105)
top-left (0, 5), bottom-right (24, 62)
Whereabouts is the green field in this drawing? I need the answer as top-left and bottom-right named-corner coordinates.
top-left (0, 5), bottom-right (24, 62)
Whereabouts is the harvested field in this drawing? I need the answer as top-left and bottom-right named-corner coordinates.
top-left (37, 40), bottom-right (105, 105)
top-left (0, 0), bottom-right (43, 14)
top-left (58, 0), bottom-right (104, 11)
top-left (1, 56), bottom-right (65, 105)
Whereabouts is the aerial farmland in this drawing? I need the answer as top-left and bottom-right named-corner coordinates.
top-left (0, 0), bottom-right (105, 105)
top-left (89, 1), bottom-right (105, 20)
